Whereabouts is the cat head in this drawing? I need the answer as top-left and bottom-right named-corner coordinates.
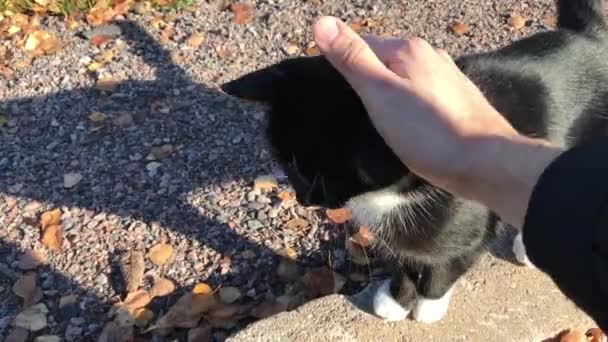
top-left (221, 56), bottom-right (417, 208)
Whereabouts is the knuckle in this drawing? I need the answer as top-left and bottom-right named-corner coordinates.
top-left (338, 38), bottom-right (367, 70)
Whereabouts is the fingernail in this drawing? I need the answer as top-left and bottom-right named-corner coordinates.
top-left (314, 16), bottom-right (338, 46)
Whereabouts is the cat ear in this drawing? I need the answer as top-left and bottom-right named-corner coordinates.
top-left (220, 64), bottom-right (287, 103)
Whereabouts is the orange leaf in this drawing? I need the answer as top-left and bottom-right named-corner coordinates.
top-left (40, 208), bottom-right (61, 230)
top-left (325, 208), bottom-right (352, 224)
top-left (41, 224), bottom-right (63, 252)
top-left (149, 243), bottom-right (173, 266)
top-left (305, 46), bottom-right (320, 56)
top-left (284, 218), bottom-right (309, 231)
top-left (507, 13), bottom-right (526, 30)
top-left (230, 3), bottom-right (253, 25)
top-left (90, 35), bottom-right (111, 46)
top-left (276, 190), bottom-right (293, 202)
top-left (351, 226), bottom-right (374, 247)
top-left (450, 22), bottom-right (470, 35)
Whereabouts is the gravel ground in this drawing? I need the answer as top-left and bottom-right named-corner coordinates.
top-left (0, 0), bottom-right (569, 341)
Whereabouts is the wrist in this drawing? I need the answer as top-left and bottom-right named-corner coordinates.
top-left (455, 134), bottom-right (563, 227)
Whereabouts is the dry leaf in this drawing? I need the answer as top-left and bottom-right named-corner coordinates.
top-left (147, 283), bottom-right (218, 330)
top-left (276, 190), bottom-right (293, 202)
top-left (86, 0), bottom-right (133, 26)
top-left (121, 290), bottom-right (152, 313)
top-left (187, 324), bottom-right (212, 342)
top-left (13, 273), bottom-right (42, 307)
top-left (351, 226), bottom-right (374, 247)
top-left (95, 50), bottom-right (115, 64)
top-left (149, 276), bottom-right (175, 298)
top-left (185, 32), bottom-right (205, 48)
top-left (218, 287), bottom-right (241, 304)
top-left (450, 22), bottom-right (470, 35)
top-left (90, 35), bottom-right (110, 47)
top-left (149, 144), bottom-right (174, 160)
top-left (63, 172), bottom-right (83, 188)
top-left (250, 299), bottom-right (287, 319)
top-left (87, 62), bottom-right (103, 72)
top-left (282, 247), bottom-right (297, 260)
top-left (253, 175), bottom-right (278, 191)
top-left (284, 218), bottom-right (309, 232)
top-left (507, 13), bottom-right (526, 30)
top-left (5, 327), bottom-right (28, 342)
top-left (94, 78), bottom-right (119, 92)
top-left (41, 224), bottom-right (63, 252)
top-left (124, 250), bottom-right (145, 293)
top-left (348, 21), bottom-right (363, 32)
top-left (216, 44), bottom-right (234, 60)
top-left (40, 208), bottom-right (61, 230)
top-left (14, 303), bottom-right (48, 331)
top-left (209, 303), bottom-right (241, 319)
top-left (88, 111), bottom-right (109, 123)
top-left (230, 3), bottom-right (253, 25)
top-left (149, 243), bottom-right (173, 266)
top-left (305, 46), bottom-right (320, 56)
top-left (285, 42), bottom-right (299, 55)
top-left (16, 249), bottom-right (45, 270)
top-left (326, 208), bottom-right (352, 224)
top-left (134, 308), bottom-right (154, 327)
top-left (301, 267), bottom-right (335, 297)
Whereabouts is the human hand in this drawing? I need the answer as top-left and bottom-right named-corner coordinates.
top-left (311, 16), bottom-right (562, 227)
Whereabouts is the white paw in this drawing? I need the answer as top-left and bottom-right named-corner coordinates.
top-left (371, 279), bottom-right (410, 321)
top-left (412, 288), bottom-right (453, 324)
top-left (513, 232), bottom-right (535, 268)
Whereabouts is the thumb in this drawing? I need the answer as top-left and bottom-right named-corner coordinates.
top-left (312, 16), bottom-right (397, 93)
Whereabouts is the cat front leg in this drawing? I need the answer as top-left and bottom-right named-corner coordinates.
top-left (513, 231), bottom-right (535, 268)
top-left (348, 271), bottom-right (416, 321)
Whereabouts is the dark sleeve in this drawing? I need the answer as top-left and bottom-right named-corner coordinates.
top-left (523, 139), bottom-right (608, 331)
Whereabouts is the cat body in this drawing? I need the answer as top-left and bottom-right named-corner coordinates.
top-left (222, 0), bottom-right (608, 323)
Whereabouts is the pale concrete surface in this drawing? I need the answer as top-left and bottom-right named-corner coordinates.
top-left (228, 254), bottom-right (595, 342)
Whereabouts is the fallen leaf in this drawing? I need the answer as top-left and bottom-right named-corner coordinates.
top-left (250, 299), bottom-right (287, 319)
top-left (185, 32), bottom-right (205, 48)
top-left (98, 321), bottom-right (133, 342)
top-left (209, 303), bottom-right (241, 319)
top-left (187, 323), bottom-right (212, 342)
top-left (149, 276), bottom-right (175, 298)
top-left (218, 287), bottom-right (241, 304)
top-left (134, 308), bottom-right (154, 327)
top-left (5, 327), bottom-right (28, 342)
top-left (230, 3), bottom-right (253, 25)
top-left (36, 335), bottom-right (61, 342)
top-left (133, 1), bottom-right (152, 14)
top-left (348, 21), bottom-right (363, 32)
top-left (305, 46), bottom-right (320, 56)
top-left (94, 78), bottom-right (119, 92)
top-left (216, 44), bottom-right (234, 60)
top-left (63, 172), bottom-right (83, 188)
top-left (253, 175), bottom-right (278, 191)
top-left (88, 111), bottom-right (109, 123)
top-left (95, 50), bottom-right (115, 64)
top-left (41, 224), bottom-right (63, 252)
top-left (301, 267), bottom-right (334, 297)
top-left (121, 290), bottom-right (152, 313)
top-left (325, 208), bottom-right (352, 224)
top-left (149, 144), bottom-right (174, 160)
top-left (40, 208), bottom-right (61, 230)
top-left (12, 273), bottom-right (42, 306)
top-left (86, 0), bottom-right (133, 26)
top-left (450, 21), bottom-right (470, 35)
top-left (507, 12), bottom-right (526, 30)
top-left (59, 294), bottom-right (78, 309)
top-left (276, 259), bottom-right (300, 281)
top-left (276, 190), bottom-right (293, 202)
top-left (90, 35), bottom-right (110, 46)
top-left (147, 283), bottom-right (218, 330)
top-left (285, 42), bottom-right (299, 55)
top-left (124, 250), bottom-right (145, 293)
top-left (284, 218), bottom-right (309, 232)
top-left (282, 247), bottom-right (297, 260)
top-left (14, 303), bottom-right (48, 331)
top-left (149, 243), bottom-right (173, 266)
top-left (14, 58), bottom-right (32, 69)
top-left (87, 62), bottom-right (103, 72)
top-left (35, 335), bottom-right (61, 342)
top-left (541, 15), bottom-right (556, 29)
top-left (351, 226), bottom-right (374, 247)
top-left (16, 249), bottom-right (46, 270)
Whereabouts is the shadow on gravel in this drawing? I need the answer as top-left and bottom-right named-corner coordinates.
top-left (0, 19), bottom-right (520, 341)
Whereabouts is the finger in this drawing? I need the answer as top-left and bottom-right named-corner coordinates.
top-left (312, 16), bottom-right (399, 92)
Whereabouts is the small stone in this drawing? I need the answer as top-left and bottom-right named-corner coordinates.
top-left (257, 211), bottom-right (267, 220)
top-left (268, 208), bottom-right (279, 218)
top-left (146, 162), bottom-right (161, 175)
top-left (247, 220), bottom-right (263, 230)
top-left (132, 1), bottom-right (151, 14)
top-left (247, 202), bottom-right (265, 210)
top-left (24, 201), bottom-right (41, 213)
top-left (285, 42), bottom-right (299, 55)
top-left (36, 336), bottom-right (61, 342)
top-left (64, 324), bottom-right (83, 341)
top-left (70, 317), bottom-right (85, 325)
top-left (63, 173), bottom-right (83, 188)
top-left (218, 287), bottom-right (241, 304)
top-left (113, 113), bottom-right (133, 127)
top-left (253, 175), bottom-right (278, 191)
top-left (5, 327), bottom-right (28, 342)
top-left (246, 191), bottom-right (257, 202)
top-left (8, 183), bottom-right (23, 193)
top-left (14, 303), bottom-right (48, 331)
top-left (240, 250), bottom-right (256, 259)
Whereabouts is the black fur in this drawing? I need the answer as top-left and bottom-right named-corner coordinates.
top-left (222, 0), bottom-right (608, 318)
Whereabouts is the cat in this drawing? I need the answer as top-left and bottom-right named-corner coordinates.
top-left (221, 0), bottom-right (608, 323)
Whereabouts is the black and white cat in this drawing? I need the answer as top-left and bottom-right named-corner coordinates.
top-left (222, 0), bottom-right (608, 323)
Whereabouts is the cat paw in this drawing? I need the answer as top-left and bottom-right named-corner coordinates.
top-left (412, 288), bottom-right (453, 324)
top-left (513, 232), bottom-right (535, 268)
top-left (349, 278), bottom-right (410, 321)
